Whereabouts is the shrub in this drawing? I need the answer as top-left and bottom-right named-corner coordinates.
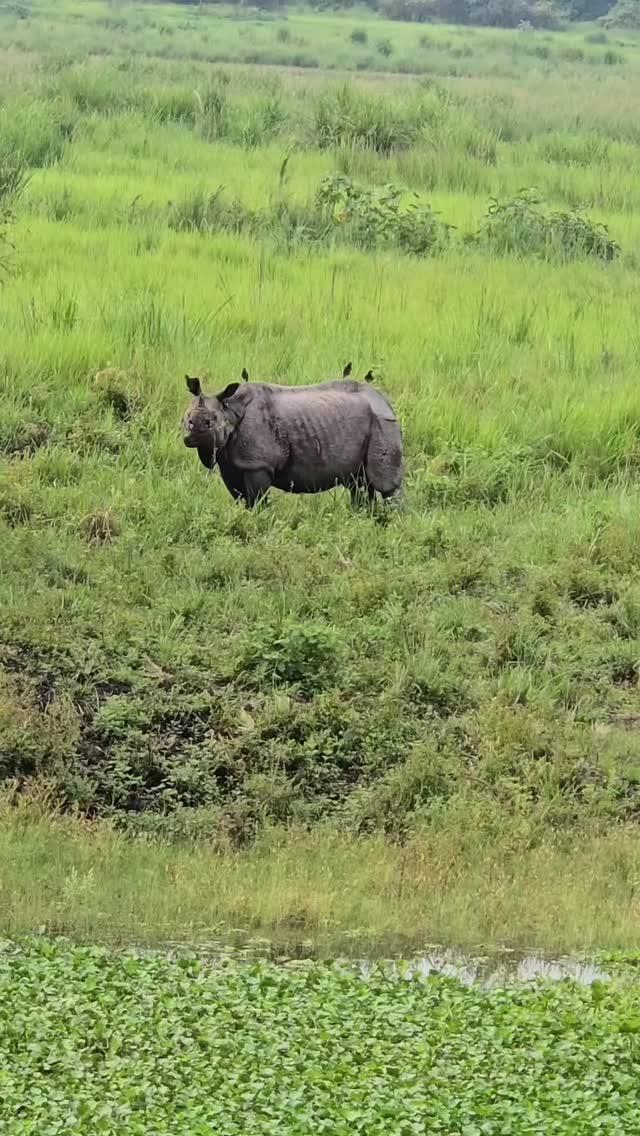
top-left (350, 27), bottom-right (368, 43)
top-left (317, 173), bottom-right (451, 255)
top-left (377, 37), bottom-right (394, 56)
top-left (241, 622), bottom-right (346, 698)
top-left (470, 190), bottom-right (620, 262)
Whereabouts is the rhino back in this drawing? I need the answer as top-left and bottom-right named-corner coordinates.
top-left (228, 386), bottom-right (373, 477)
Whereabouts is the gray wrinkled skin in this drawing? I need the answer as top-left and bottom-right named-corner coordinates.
top-left (182, 375), bottom-right (404, 508)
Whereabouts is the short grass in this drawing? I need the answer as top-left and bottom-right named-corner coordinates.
top-left (4, 2), bottom-right (640, 952)
top-left (2, 937), bottom-right (640, 1136)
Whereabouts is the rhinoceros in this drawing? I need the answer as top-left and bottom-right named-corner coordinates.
top-left (182, 373), bottom-right (404, 508)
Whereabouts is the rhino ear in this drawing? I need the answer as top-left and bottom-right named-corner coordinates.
top-left (217, 382), bottom-right (240, 404)
top-left (186, 375), bottom-right (202, 397)
top-left (342, 361), bottom-right (352, 378)
top-left (364, 369), bottom-right (374, 383)
top-left (241, 367), bottom-right (249, 382)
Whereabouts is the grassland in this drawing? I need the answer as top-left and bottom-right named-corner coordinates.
top-left (3, 0), bottom-right (639, 79)
top-left (2, 937), bottom-right (640, 1135)
top-left (4, 792), bottom-right (640, 955)
top-left (3, 1), bottom-right (640, 954)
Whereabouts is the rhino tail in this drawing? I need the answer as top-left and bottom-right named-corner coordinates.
top-left (365, 414), bottom-right (404, 498)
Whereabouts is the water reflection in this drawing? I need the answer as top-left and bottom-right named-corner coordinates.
top-left (147, 938), bottom-right (609, 986)
top-left (357, 951), bottom-right (607, 987)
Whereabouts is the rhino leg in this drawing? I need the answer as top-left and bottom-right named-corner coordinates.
top-left (243, 469), bottom-right (272, 509)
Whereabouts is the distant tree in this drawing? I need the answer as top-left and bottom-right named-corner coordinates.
top-left (563, 0), bottom-right (615, 17)
top-left (600, 0), bottom-right (640, 25)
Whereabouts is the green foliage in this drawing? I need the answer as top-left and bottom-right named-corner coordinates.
top-left (599, 0), bottom-right (637, 25)
top-left (471, 190), bottom-right (620, 261)
top-left (317, 173), bottom-right (451, 253)
top-left (241, 622), bottom-right (346, 697)
top-left (2, 939), bottom-right (640, 1134)
top-left (383, 0), bottom-right (562, 25)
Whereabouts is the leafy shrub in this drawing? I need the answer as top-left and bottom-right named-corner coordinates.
top-left (470, 190), bottom-right (619, 262)
top-left (240, 622), bottom-right (346, 697)
top-left (377, 37), bottom-right (394, 56)
top-left (276, 24), bottom-right (291, 42)
top-left (317, 173), bottom-right (451, 255)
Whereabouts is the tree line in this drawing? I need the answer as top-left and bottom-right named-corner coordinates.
top-left (167, 0), bottom-right (634, 30)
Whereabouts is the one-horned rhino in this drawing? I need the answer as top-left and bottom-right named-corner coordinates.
top-left (182, 373), bottom-right (404, 508)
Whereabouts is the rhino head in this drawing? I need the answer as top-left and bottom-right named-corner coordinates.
top-left (182, 375), bottom-right (240, 465)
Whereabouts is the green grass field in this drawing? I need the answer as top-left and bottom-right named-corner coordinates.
top-left (3, 0), bottom-right (640, 955)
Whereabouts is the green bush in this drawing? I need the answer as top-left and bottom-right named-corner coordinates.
top-left (377, 37), bottom-right (394, 57)
top-left (470, 190), bottom-right (619, 262)
top-left (240, 622), bottom-right (346, 697)
top-left (317, 173), bottom-right (451, 255)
